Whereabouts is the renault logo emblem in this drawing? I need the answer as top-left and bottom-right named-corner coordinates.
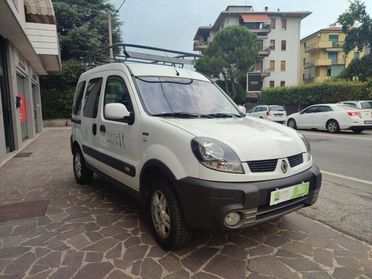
top-left (281, 160), bottom-right (288, 173)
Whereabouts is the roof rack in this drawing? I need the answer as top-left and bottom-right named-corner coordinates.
top-left (82, 43), bottom-right (202, 70)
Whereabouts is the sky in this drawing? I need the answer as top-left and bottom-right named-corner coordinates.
top-left (111, 0), bottom-right (372, 53)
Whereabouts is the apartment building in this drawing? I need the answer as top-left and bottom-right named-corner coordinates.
top-left (300, 27), bottom-right (363, 83)
top-left (193, 6), bottom-right (310, 101)
top-left (0, 0), bottom-right (61, 163)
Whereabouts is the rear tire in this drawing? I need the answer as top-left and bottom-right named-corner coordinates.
top-left (287, 118), bottom-right (297, 129)
top-left (352, 128), bottom-right (364, 134)
top-left (326, 120), bottom-right (340, 133)
top-left (147, 176), bottom-right (191, 250)
top-left (73, 148), bottom-right (93, 184)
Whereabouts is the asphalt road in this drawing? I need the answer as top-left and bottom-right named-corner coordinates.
top-left (298, 129), bottom-right (372, 243)
top-left (301, 130), bottom-right (372, 182)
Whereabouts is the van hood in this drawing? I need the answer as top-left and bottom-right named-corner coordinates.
top-left (161, 117), bottom-right (305, 161)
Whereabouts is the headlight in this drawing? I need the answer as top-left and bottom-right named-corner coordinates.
top-left (298, 132), bottom-right (311, 161)
top-left (191, 137), bottom-right (244, 174)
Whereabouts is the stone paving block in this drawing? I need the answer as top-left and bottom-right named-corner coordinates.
top-left (114, 245), bottom-right (148, 269)
top-left (192, 272), bottom-right (221, 279)
top-left (282, 240), bottom-right (314, 257)
top-left (85, 252), bottom-right (103, 262)
top-left (248, 256), bottom-right (300, 279)
top-left (333, 267), bottom-right (362, 279)
top-left (249, 245), bottom-right (274, 257)
top-left (106, 269), bottom-right (132, 279)
top-left (159, 253), bottom-right (183, 272)
top-left (313, 248), bottom-right (333, 268)
top-left (140, 258), bottom-right (163, 279)
top-left (0, 247), bottom-right (30, 259)
top-left (106, 243), bottom-right (122, 259)
top-left (66, 234), bottom-right (91, 250)
top-left (279, 257), bottom-right (323, 272)
top-left (72, 262), bottom-right (114, 279)
top-left (221, 244), bottom-right (249, 259)
top-left (181, 247), bottom-right (219, 272)
top-left (204, 254), bottom-right (246, 279)
top-left (164, 269), bottom-right (190, 279)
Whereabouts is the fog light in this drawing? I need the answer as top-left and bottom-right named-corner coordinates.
top-left (224, 212), bottom-right (241, 227)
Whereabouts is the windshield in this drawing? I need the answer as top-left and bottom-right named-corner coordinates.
top-left (135, 76), bottom-right (242, 117)
top-left (269, 105), bottom-right (285, 111)
top-left (361, 102), bottom-right (372, 109)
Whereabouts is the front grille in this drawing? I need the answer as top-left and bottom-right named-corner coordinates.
top-left (287, 153), bottom-right (304, 167)
top-left (248, 159), bottom-right (278, 172)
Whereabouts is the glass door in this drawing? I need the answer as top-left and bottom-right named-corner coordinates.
top-left (0, 36), bottom-right (14, 153)
top-left (17, 74), bottom-right (28, 141)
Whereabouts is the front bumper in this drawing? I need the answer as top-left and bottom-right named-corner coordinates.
top-left (174, 165), bottom-right (321, 231)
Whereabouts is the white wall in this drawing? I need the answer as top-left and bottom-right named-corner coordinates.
top-left (263, 16), bottom-right (301, 88)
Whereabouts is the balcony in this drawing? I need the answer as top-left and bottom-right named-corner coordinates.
top-left (304, 61), bottom-right (314, 68)
top-left (258, 46), bottom-right (271, 58)
top-left (305, 41), bottom-right (344, 53)
top-left (25, 22), bottom-right (61, 72)
top-left (193, 41), bottom-right (208, 52)
top-left (305, 58), bottom-right (346, 67)
top-left (260, 68), bottom-right (270, 78)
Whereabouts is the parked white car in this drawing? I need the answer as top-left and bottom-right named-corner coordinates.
top-left (248, 105), bottom-right (288, 123)
top-left (338, 100), bottom-right (372, 110)
top-left (287, 103), bottom-right (372, 133)
top-left (70, 44), bottom-right (321, 250)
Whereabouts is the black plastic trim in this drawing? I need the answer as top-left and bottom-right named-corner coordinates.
top-left (82, 145), bottom-right (136, 177)
top-left (85, 162), bottom-right (141, 202)
top-left (173, 165), bottom-right (322, 231)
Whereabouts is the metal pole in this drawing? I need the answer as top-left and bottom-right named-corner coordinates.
top-left (108, 13), bottom-right (113, 60)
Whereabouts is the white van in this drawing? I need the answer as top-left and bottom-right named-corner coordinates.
top-left (70, 45), bottom-right (321, 250)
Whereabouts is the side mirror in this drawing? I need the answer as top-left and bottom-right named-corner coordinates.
top-left (105, 103), bottom-right (130, 120)
top-left (238, 105), bottom-right (246, 113)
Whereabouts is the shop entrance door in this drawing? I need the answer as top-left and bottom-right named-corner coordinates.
top-left (0, 36), bottom-right (14, 153)
top-left (16, 74), bottom-right (28, 141)
top-left (32, 84), bottom-right (39, 133)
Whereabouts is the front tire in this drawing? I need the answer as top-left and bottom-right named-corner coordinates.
top-left (73, 148), bottom-right (93, 184)
top-left (287, 118), bottom-right (297, 129)
top-left (148, 176), bottom-right (191, 250)
top-left (326, 120), bottom-right (340, 133)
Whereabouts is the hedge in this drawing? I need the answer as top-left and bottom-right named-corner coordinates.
top-left (261, 80), bottom-right (372, 110)
top-left (41, 86), bottom-right (74, 120)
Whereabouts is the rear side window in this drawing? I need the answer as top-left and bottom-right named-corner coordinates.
top-left (361, 102), bottom-right (372, 109)
top-left (316, 106), bottom-right (332, 112)
top-left (83, 78), bottom-right (103, 118)
top-left (72, 81), bottom-right (86, 116)
top-left (269, 105), bottom-right (285, 111)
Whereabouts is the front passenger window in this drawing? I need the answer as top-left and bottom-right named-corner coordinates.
top-left (104, 76), bottom-right (134, 121)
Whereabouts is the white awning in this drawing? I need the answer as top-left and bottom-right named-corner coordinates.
top-left (24, 0), bottom-right (55, 17)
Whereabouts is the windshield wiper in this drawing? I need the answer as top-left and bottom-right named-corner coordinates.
top-left (203, 112), bottom-right (243, 118)
top-left (152, 112), bottom-right (205, 118)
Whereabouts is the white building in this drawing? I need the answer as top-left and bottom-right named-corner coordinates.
top-left (0, 0), bottom-right (61, 163)
top-left (193, 6), bottom-right (310, 102)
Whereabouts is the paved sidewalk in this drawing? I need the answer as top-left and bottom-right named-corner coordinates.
top-left (0, 128), bottom-right (371, 279)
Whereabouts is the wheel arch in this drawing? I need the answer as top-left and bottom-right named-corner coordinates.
top-left (140, 159), bottom-right (177, 202)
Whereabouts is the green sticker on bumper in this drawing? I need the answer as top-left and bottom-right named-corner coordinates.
top-left (270, 182), bottom-right (310, 206)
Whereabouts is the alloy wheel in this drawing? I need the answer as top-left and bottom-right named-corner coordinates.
top-left (151, 190), bottom-right (171, 239)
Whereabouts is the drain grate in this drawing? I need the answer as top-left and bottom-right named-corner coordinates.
top-left (0, 200), bottom-right (49, 222)
top-left (14, 152), bottom-right (33, 158)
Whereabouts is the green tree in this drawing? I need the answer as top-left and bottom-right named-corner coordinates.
top-left (337, 0), bottom-right (371, 81)
top-left (41, 0), bottom-right (122, 119)
top-left (195, 25), bottom-right (260, 99)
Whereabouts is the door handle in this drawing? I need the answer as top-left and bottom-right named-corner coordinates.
top-left (100, 125), bottom-right (106, 133)
top-left (92, 124), bottom-right (97, 135)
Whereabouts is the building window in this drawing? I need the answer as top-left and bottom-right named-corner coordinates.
top-left (281, 60), bottom-right (286, 71)
top-left (271, 18), bottom-right (276, 29)
top-left (270, 40), bottom-right (275, 50)
top-left (280, 81), bottom-right (285, 87)
top-left (281, 40), bottom-right (286, 51)
top-left (270, 81), bottom-right (275, 88)
top-left (270, 60), bottom-right (275, 71)
top-left (281, 18), bottom-right (287, 30)
top-left (354, 52), bottom-right (360, 60)
top-left (327, 68), bottom-right (331, 76)
top-left (303, 58), bottom-right (306, 66)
